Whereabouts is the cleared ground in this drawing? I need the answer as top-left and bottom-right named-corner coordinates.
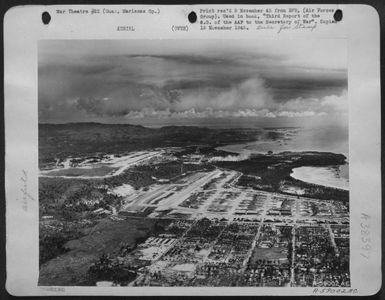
top-left (251, 247), bottom-right (288, 261)
top-left (40, 150), bottom-right (163, 179)
top-left (44, 166), bottom-right (118, 177)
top-left (38, 218), bottom-right (155, 286)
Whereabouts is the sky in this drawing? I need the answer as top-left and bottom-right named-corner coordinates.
top-left (38, 39), bottom-right (348, 128)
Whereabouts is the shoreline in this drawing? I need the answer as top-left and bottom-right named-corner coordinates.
top-left (290, 166), bottom-right (349, 191)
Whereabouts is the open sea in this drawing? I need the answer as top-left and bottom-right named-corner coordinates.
top-left (217, 125), bottom-right (349, 190)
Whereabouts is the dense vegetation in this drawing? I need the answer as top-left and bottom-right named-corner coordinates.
top-left (39, 123), bottom-right (271, 166)
top-left (38, 159), bottom-right (213, 267)
top-left (86, 219), bottom-right (175, 286)
top-left (39, 220), bottom-right (95, 266)
top-left (215, 151), bottom-right (349, 202)
top-left (88, 254), bottom-right (138, 286)
top-left (38, 123), bottom-right (349, 282)
top-left (103, 161), bottom-right (214, 189)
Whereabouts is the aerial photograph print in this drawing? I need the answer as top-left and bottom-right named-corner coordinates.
top-left (38, 39), bottom-right (350, 287)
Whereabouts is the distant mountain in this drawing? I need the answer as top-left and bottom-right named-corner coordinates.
top-left (39, 122), bottom-right (267, 164)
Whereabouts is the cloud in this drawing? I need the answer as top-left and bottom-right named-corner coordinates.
top-left (119, 88), bottom-right (348, 120)
top-left (276, 111), bottom-right (316, 118)
top-left (38, 40), bottom-right (348, 124)
top-left (321, 90), bottom-right (348, 111)
top-left (47, 84), bottom-right (347, 122)
top-left (173, 77), bottom-right (273, 112)
top-left (272, 89), bottom-right (348, 117)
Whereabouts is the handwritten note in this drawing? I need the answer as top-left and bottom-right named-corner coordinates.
top-left (17, 170), bottom-right (35, 211)
top-left (198, 7), bottom-right (338, 33)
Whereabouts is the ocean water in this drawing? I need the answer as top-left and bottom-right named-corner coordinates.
top-left (291, 165), bottom-right (349, 190)
top-left (217, 126), bottom-right (348, 157)
top-left (217, 125), bottom-right (349, 188)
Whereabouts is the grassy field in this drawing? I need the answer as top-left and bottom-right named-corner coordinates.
top-left (38, 217), bottom-right (156, 286)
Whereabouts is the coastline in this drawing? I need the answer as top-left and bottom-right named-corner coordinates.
top-left (290, 165), bottom-right (349, 191)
